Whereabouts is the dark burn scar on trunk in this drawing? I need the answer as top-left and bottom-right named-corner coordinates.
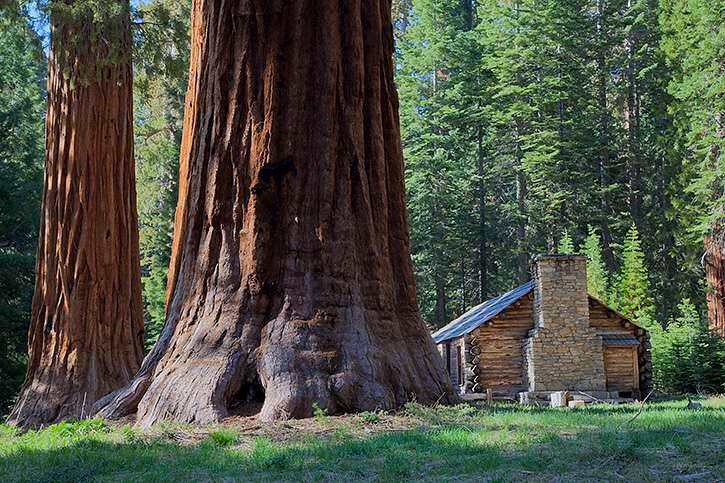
top-left (252, 157), bottom-right (297, 194)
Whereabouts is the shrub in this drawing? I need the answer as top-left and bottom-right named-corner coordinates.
top-left (47, 418), bottom-right (109, 437)
top-left (359, 410), bottom-right (382, 424)
top-left (651, 300), bottom-right (725, 394)
top-left (312, 402), bottom-right (328, 420)
top-left (206, 428), bottom-right (238, 447)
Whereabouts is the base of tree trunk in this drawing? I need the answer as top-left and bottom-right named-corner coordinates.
top-left (95, 304), bottom-right (455, 426)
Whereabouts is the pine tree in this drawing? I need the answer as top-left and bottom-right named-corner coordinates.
top-left (614, 225), bottom-right (656, 327)
top-left (580, 225), bottom-right (609, 301)
top-left (558, 231), bottom-right (575, 253)
top-left (0, 4), bottom-right (45, 417)
top-left (660, 0), bottom-right (725, 336)
top-left (398, 0), bottom-right (481, 323)
top-left (651, 299), bottom-right (725, 392)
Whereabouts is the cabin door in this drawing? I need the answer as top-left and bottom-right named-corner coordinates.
top-left (604, 345), bottom-right (639, 395)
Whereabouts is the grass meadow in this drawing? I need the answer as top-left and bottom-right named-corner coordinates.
top-left (0, 396), bottom-right (723, 482)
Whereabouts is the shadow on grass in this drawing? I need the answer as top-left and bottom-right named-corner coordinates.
top-left (1, 417), bottom-right (723, 482)
top-left (0, 429), bottom-right (535, 482)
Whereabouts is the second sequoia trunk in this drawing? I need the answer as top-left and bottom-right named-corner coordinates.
top-left (705, 226), bottom-right (724, 337)
top-left (8, 1), bottom-right (144, 428)
top-left (96, 0), bottom-right (454, 425)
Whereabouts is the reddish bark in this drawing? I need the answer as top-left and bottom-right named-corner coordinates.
top-left (8, 1), bottom-right (144, 428)
top-left (95, 0), bottom-right (454, 426)
top-left (705, 226), bottom-right (724, 337)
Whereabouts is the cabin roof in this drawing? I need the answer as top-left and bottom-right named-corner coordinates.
top-left (601, 333), bottom-right (640, 345)
top-left (431, 281), bottom-right (645, 344)
top-left (431, 281), bottom-right (534, 343)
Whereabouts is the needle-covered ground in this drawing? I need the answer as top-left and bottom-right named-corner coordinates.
top-left (1, 396), bottom-right (723, 482)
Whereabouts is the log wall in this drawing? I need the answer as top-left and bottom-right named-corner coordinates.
top-left (467, 293), bottom-right (534, 394)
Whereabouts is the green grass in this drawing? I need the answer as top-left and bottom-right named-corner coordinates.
top-left (0, 396), bottom-right (723, 482)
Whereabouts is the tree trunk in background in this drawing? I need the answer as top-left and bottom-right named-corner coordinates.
top-left (516, 167), bottom-right (529, 282)
top-left (594, 0), bottom-right (616, 271)
top-left (95, 0), bottom-right (454, 426)
top-left (705, 227), bottom-right (724, 336)
top-left (705, 113), bottom-right (724, 337)
top-left (8, 1), bottom-right (144, 428)
top-left (477, 133), bottom-right (488, 301)
top-left (624, 0), bottom-right (643, 231)
top-left (434, 271), bottom-right (448, 328)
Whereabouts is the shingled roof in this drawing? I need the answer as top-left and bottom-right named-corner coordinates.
top-left (431, 281), bottom-right (534, 343)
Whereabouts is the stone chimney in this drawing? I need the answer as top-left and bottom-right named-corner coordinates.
top-left (523, 255), bottom-right (606, 392)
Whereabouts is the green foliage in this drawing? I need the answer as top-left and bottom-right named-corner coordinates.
top-left (359, 410), bottom-right (383, 424)
top-left (613, 226), bottom-right (656, 327)
top-left (205, 428), bottom-right (238, 447)
top-left (0, 5), bottom-right (45, 417)
top-left (398, 0), bottom-right (484, 324)
top-left (650, 300), bottom-right (725, 393)
top-left (396, 0), bottom-right (712, 332)
top-left (45, 418), bottom-right (109, 437)
top-left (44, 0), bottom-right (133, 83)
top-left (660, 0), bottom-right (724, 236)
top-left (132, 0), bottom-right (191, 88)
top-left (581, 226), bottom-right (609, 302)
top-left (557, 231), bottom-right (575, 254)
top-left (312, 402), bottom-right (328, 421)
top-left (133, 0), bottom-right (190, 348)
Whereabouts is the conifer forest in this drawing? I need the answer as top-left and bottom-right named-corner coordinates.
top-left (0, 0), bottom-right (722, 424)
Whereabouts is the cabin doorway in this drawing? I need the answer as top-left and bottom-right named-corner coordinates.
top-left (604, 345), bottom-right (639, 396)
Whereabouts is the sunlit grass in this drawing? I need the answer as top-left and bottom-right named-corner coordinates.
top-left (0, 396), bottom-right (722, 482)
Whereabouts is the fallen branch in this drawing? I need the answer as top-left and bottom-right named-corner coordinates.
top-left (574, 390), bottom-right (607, 404)
top-left (620, 389), bottom-right (654, 427)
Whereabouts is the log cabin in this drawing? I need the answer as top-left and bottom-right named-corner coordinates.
top-left (432, 255), bottom-right (652, 404)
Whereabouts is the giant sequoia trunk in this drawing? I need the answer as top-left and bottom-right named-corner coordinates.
top-left (95, 0), bottom-right (454, 426)
top-left (8, 1), bottom-right (144, 428)
top-left (705, 225), bottom-right (724, 337)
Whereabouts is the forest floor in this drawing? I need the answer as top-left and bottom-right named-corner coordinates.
top-left (0, 396), bottom-right (723, 482)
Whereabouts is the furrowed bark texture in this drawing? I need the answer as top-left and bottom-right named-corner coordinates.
top-left (8, 1), bottom-right (144, 428)
top-left (705, 226), bottom-right (724, 337)
top-left (96, 0), bottom-right (454, 426)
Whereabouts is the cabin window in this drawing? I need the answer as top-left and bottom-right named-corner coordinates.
top-left (456, 346), bottom-right (463, 386)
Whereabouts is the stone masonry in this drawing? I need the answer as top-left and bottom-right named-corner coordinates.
top-left (523, 255), bottom-right (606, 392)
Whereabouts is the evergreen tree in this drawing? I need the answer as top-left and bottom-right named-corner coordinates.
top-left (580, 225), bottom-right (609, 301)
top-left (651, 299), bottom-right (725, 393)
top-left (398, 0), bottom-right (481, 324)
top-left (132, 0), bottom-right (190, 347)
top-left (8, 0), bottom-right (145, 429)
top-left (557, 231), bottom-right (575, 254)
top-left (614, 225), bottom-right (656, 326)
top-left (660, 0), bottom-right (725, 335)
top-left (0, 4), bottom-right (45, 417)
